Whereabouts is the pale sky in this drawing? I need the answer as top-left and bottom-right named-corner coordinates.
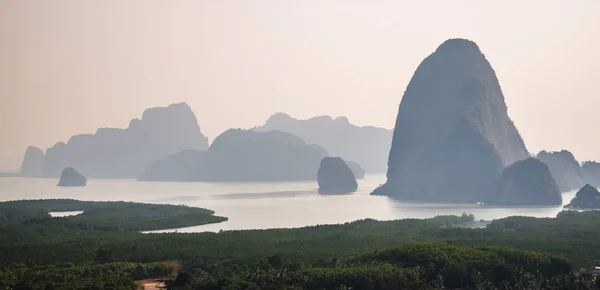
top-left (1, 0), bottom-right (599, 170)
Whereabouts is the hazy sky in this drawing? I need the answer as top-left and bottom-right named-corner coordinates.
top-left (1, 0), bottom-right (599, 170)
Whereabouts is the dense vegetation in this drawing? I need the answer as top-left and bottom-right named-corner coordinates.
top-left (162, 243), bottom-right (594, 289)
top-left (0, 199), bottom-right (227, 231)
top-left (2, 261), bottom-right (178, 290)
top-left (2, 199), bottom-right (600, 289)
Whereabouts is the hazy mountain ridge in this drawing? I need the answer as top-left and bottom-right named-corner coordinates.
top-left (536, 150), bottom-right (589, 192)
top-left (140, 129), bottom-right (327, 182)
top-left (138, 150), bottom-right (207, 182)
top-left (40, 103), bottom-right (209, 179)
top-left (253, 113), bottom-right (392, 173)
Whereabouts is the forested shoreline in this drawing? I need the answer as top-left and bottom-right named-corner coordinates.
top-left (2, 200), bottom-right (600, 289)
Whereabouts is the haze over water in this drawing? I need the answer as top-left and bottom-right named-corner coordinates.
top-left (0, 175), bottom-right (576, 232)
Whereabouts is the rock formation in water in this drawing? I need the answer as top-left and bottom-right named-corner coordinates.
top-left (138, 150), bottom-right (207, 182)
top-left (346, 161), bottom-right (365, 179)
top-left (41, 103), bottom-right (209, 179)
top-left (489, 158), bottom-right (562, 206)
top-left (373, 38), bottom-right (529, 202)
top-left (317, 157), bottom-right (359, 192)
top-left (253, 113), bottom-right (392, 173)
top-left (57, 167), bottom-right (87, 187)
top-left (582, 161), bottom-right (600, 187)
top-left (20, 146), bottom-right (44, 177)
top-left (536, 150), bottom-right (588, 192)
top-left (566, 184), bottom-right (600, 209)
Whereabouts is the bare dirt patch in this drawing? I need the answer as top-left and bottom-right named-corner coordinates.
top-left (136, 279), bottom-right (165, 289)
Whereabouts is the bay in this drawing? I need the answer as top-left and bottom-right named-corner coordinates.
top-left (0, 175), bottom-right (576, 232)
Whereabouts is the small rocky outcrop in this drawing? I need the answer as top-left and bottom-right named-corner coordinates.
top-left (41, 102), bottom-right (209, 179)
top-left (317, 157), bottom-right (358, 192)
top-left (138, 150), bottom-right (206, 181)
top-left (20, 146), bottom-right (44, 177)
top-left (537, 150), bottom-right (588, 192)
top-left (566, 184), bottom-right (600, 209)
top-left (489, 158), bottom-right (562, 206)
top-left (346, 161), bottom-right (365, 179)
top-left (57, 167), bottom-right (87, 187)
top-left (253, 113), bottom-right (392, 173)
top-left (373, 38), bottom-right (529, 202)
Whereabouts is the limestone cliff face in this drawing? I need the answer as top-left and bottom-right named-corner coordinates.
top-left (489, 158), bottom-right (562, 206)
top-left (20, 146), bottom-right (44, 177)
top-left (536, 150), bottom-right (588, 192)
top-left (254, 113), bottom-right (392, 173)
top-left (317, 157), bottom-right (358, 192)
top-left (41, 103), bottom-right (209, 179)
top-left (373, 39), bottom-right (529, 202)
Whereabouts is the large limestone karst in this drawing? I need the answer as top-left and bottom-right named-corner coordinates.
top-left (317, 157), bottom-right (359, 193)
top-left (373, 38), bottom-right (529, 202)
top-left (489, 158), bottom-right (562, 206)
top-left (253, 113), bottom-right (392, 173)
top-left (536, 150), bottom-right (588, 192)
top-left (20, 146), bottom-right (45, 177)
top-left (57, 167), bottom-right (87, 187)
top-left (566, 184), bottom-right (600, 209)
top-left (40, 103), bottom-right (209, 179)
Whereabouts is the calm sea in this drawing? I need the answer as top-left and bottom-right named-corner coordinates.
top-left (0, 175), bottom-right (576, 232)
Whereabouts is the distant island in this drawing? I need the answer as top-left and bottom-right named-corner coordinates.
top-left (253, 113), bottom-right (392, 173)
top-left (57, 167), bottom-right (87, 187)
top-left (20, 146), bottom-right (44, 177)
top-left (489, 158), bottom-right (562, 206)
top-left (582, 161), bottom-right (600, 187)
top-left (21, 102), bottom-right (209, 179)
top-left (565, 184), bottom-right (600, 209)
top-left (317, 157), bottom-right (359, 193)
top-left (140, 129), bottom-right (327, 182)
top-left (536, 150), bottom-right (589, 192)
top-left (373, 38), bottom-right (530, 203)
top-left (0, 172), bottom-right (20, 178)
